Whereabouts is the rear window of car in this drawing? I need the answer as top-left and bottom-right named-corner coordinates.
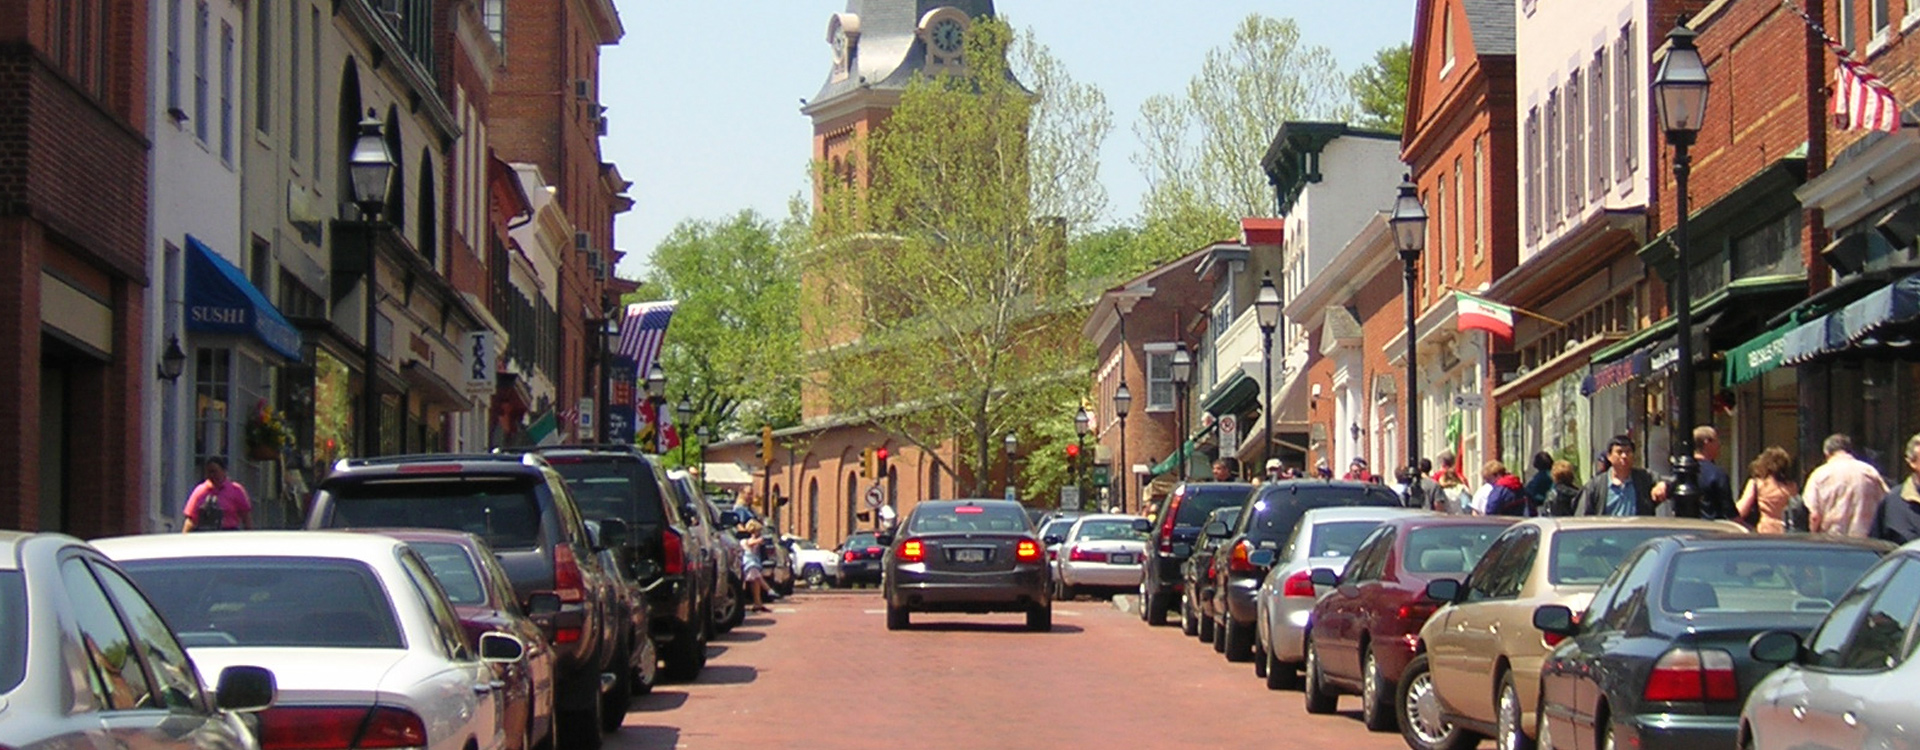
top-left (1242, 485), bottom-right (1401, 541)
top-left (321, 477), bottom-right (544, 550)
top-left (1550, 528), bottom-right (1695, 585)
top-left (547, 460), bottom-right (666, 526)
top-left (1075, 519), bottom-right (1148, 542)
top-left (1661, 547), bottom-right (1883, 614)
top-left (0, 571), bottom-right (22, 692)
top-left (1307, 521), bottom-right (1381, 559)
top-left (409, 542), bottom-right (487, 606)
top-left (907, 504), bottom-right (1030, 533)
top-left (1404, 525), bottom-right (1509, 574)
top-left (1040, 519), bottom-right (1076, 540)
top-left (1174, 485), bottom-right (1253, 525)
top-left (120, 557), bottom-right (403, 649)
top-left (844, 533), bottom-right (880, 549)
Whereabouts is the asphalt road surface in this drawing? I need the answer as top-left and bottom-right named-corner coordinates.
top-left (606, 588), bottom-right (1426, 750)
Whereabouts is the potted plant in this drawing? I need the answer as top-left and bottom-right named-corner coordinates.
top-left (245, 399), bottom-right (293, 461)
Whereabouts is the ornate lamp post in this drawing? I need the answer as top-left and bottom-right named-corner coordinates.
top-left (1653, 22), bottom-right (1711, 518)
top-left (695, 424), bottom-right (710, 477)
top-left (1389, 178), bottom-right (1429, 490)
top-left (1171, 342), bottom-right (1193, 482)
top-left (1074, 406), bottom-right (1091, 494)
top-left (1254, 275), bottom-right (1282, 475)
top-left (348, 110), bottom-right (394, 458)
top-left (675, 397), bottom-right (693, 466)
top-left (1003, 431), bottom-right (1019, 501)
top-left (1114, 383), bottom-right (1132, 512)
top-left (644, 363), bottom-right (666, 454)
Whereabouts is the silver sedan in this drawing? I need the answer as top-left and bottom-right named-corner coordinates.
top-left (1053, 514), bottom-right (1149, 599)
top-left (0, 531), bottom-right (276, 750)
top-left (96, 531), bottom-right (529, 750)
top-left (1255, 506), bottom-right (1428, 684)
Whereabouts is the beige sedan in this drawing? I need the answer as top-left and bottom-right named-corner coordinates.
top-left (1400, 516), bottom-right (1744, 750)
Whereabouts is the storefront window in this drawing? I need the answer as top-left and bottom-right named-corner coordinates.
top-left (312, 350), bottom-right (353, 473)
top-left (194, 348), bottom-right (232, 463)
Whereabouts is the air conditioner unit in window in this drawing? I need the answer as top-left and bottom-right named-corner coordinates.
top-left (589, 252), bottom-right (606, 281)
top-left (595, 115), bottom-right (608, 137)
top-left (574, 231), bottom-right (590, 252)
top-left (573, 79), bottom-right (591, 100)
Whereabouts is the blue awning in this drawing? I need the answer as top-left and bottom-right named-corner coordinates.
top-left (185, 236), bottom-right (302, 361)
top-left (1781, 271), bottom-right (1920, 366)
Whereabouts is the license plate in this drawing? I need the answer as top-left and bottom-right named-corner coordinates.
top-left (953, 548), bottom-right (988, 563)
top-left (1110, 553), bottom-right (1135, 565)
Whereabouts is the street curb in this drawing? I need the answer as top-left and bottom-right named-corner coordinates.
top-left (1111, 593), bottom-right (1140, 615)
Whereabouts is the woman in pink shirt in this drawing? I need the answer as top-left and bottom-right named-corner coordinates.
top-left (182, 457), bottom-right (254, 532)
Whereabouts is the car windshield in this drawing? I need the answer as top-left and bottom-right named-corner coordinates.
top-left (1308, 521), bottom-right (1381, 558)
top-left (1075, 519), bottom-right (1147, 542)
top-left (321, 477), bottom-right (543, 551)
top-left (1040, 519), bottom-right (1076, 540)
top-left (1550, 528), bottom-right (1695, 585)
top-left (120, 557), bottom-right (404, 649)
top-left (548, 460), bottom-right (666, 525)
top-left (907, 504), bottom-right (1030, 534)
top-left (1403, 525), bottom-right (1508, 574)
top-left (0, 571), bottom-right (23, 692)
top-left (1661, 547), bottom-right (1883, 614)
top-left (1174, 486), bottom-right (1252, 525)
top-left (409, 541), bottom-right (487, 606)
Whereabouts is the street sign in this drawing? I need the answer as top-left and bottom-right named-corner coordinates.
top-left (1060, 486), bottom-right (1081, 510)
top-left (1453, 393), bottom-right (1486, 410)
top-left (1219, 414), bottom-right (1239, 453)
top-left (864, 485), bottom-right (884, 509)
top-left (1091, 465), bottom-right (1110, 487)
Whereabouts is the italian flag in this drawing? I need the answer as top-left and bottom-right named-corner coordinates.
top-left (1455, 292), bottom-right (1514, 339)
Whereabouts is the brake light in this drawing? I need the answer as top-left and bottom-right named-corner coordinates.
top-left (552, 544), bottom-right (585, 603)
top-left (899, 539), bottom-right (925, 563)
top-left (865, 546), bottom-right (883, 556)
top-left (1158, 493), bottom-right (1183, 553)
top-left (843, 550), bottom-right (857, 562)
top-left (1228, 540), bottom-right (1255, 573)
top-left (1644, 647), bottom-right (1738, 702)
top-left (1015, 539), bottom-right (1042, 563)
top-left (1282, 569), bottom-right (1316, 597)
top-left (661, 528), bottom-right (685, 576)
top-left (395, 464), bottom-right (463, 474)
top-left (1068, 546), bottom-right (1109, 563)
top-left (257, 706), bottom-right (427, 750)
top-left (955, 506), bottom-right (985, 514)
top-left (1397, 601), bottom-right (1439, 623)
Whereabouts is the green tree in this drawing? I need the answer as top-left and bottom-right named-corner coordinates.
top-left (1350, 43), bottom-right (1412, 134)
top-left (635, 209), bottom-right (802, 450)
top-left (811, 18), bottom-right (1099, 496)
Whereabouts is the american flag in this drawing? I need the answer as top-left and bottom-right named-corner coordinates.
top-left (1834, 48), bottom-right (1901, 132)
top-left (619, 301), bottom-right (677, 374)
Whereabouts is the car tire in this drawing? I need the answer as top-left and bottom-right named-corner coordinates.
top-left (1223, 618), bottom-right (1254, 662)
top-left (1180, 593), bottom-right (1199, 637)
top-left (711, 582), bottom-right (739, 635)
top-left (1362, 645), bottom-right (1395, 732)
top-left (1497, 670), bottom-right (1535, 750)
top-left (558, 671), bottom-right (605, 750)
top-left (804, 565), bottom-right (825, 588)
top-left (632, 632), bottom-right (657, 697)
top-left (598, 641), bottom-right (632, 733)
top-left (1304, 637), bottom-right (1338, 714)
top-left (723, 578), bottom-right (747, 630)
top-left (1254, 641), bottom-right (1269, 678)
top-left (1265, 642), bottom-right (1301, 690)
top-left (1211, 617), bottom-right (1227, 652)
top-left (1027, 600), bottom-right (1052, 632)
top-left (1535, 684), bottom-right (1556, 750)
top-left (1146, 586), bottom-right (1170, 626)
top-left (660, 620), bottom-right (706, 682)
top-left (1399, 654), bottom-right (1479, 750)
top-left (886, 600), bottom-right (909, 631)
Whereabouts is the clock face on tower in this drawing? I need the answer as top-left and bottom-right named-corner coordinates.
top-left (930, 17), bottom-right (964, 55)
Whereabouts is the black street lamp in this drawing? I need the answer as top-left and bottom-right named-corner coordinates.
top-left (157, 335), bottom-right (188, 382)
top-left (1114, 382), bottom-right (1132, 512)
top-left (1003, 431), bottom-right (1019, 501)
top-left (599, 316), bottom-right (620, 443)
top-left (1254, 274), bottom-right (1282, 476)
top-left (675, 397), bottom-right (693, 466)
top-left (644, 363), bottom-right (666, 454)
top-left (1074, 406), bottom-right (1091, 495)
top-left (1389, 178), bottom-right (1428, 492)
top-left (1171, 342), bottom-right (1193, 482)
top-left (695, 424), bottom-right (710, 476)
top-left (348, 110), bottom-right (394, 458)
top-left (1654, 22), bottom-right (1711, 518)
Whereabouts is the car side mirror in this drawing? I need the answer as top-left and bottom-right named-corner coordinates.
top-left (526, 592), bottom-right (563, 616)
top-left (213, 665), bottom-right (276, 712)
top-left (478, 631), bottom-right (527, 663)
top-left (1424, 578), bottom-right (1462, 603)
top-left (1749, 630), bottom-right (1803, 664)
top-left (1203, 521), bottom-right (1229, 539)
top-left (596, 517), bottom-right (630, 549)
top-left (875, 533), bottom-right (894, 546)
top-left (1247, 549), bottom-right (1276, 568)
top-left (719, 510), bottom-right (743, 527)
top-left (1310, 568), bottom-right (1340, 588)
top-left (1532, 604), bottom-right (1578, 637)
top-left (1044, 534), bottom-right (1065, 545)
top-left (582, 520), bottom-right (606, 552)
top-left (682, 504), bottom-right (704, 525)
top-left (1131, 518), bottom-right (1153, 533)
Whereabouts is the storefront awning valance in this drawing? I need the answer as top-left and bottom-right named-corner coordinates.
top-left (1201, 373), bottom-right (1261, 417)
top-left (1148, 419), bottom-right (1220, 476)
top-left (1724, 322), bottom-right (1796, 386)
top-left (1781, 271), bottom-right (1920, 365)
top-left (185, 236), bottom-right (302, 361)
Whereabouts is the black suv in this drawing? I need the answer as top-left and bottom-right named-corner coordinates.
top-left (535, 445), bottom-right (718, 682)
top-left (307, 453), bottom-right (643, 749)
top-left (1136, 482), bottom-right (1254, 625)
top-left (1206, 479), bottom-right (1400, 662)
top-left (837, 530), bottom-right (886, 587)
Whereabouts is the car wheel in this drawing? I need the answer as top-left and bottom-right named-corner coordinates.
top-left (1599, 716), bottom-right (1616, 750)
top-left (1211, 617), bottom-right (1227, 652)
top-left (1535, 684), bottom-right (1555, 750)
top-left (1304, 637), bottom-right (1337, 714)
top-left (1027, 600), bottom-right (1052, 632)
top-left (1180, 592), bottom-right (1199, 637)
top-left (558, 670), bottom-right (605, 750)
top-left (1223, 618), bottom-right (1254, 662)
top-left (632, 632), bottom-right (657, 697)
top-left (804, 565), bottom-right (826, 588)
top-left (885, 600), bottom-right (909, 630)
top-left (1146, 586), bottom-right (1170, 626)
top-left (659, 620), bottom-right (706, 682)
top-left (1398, 654), bottom-right (1479, 750)
top-left (598, 642), bottom-right (632, 733)
top-left (1264, 638), bottom-right (1300, 690)
top-left (1362, 645), bottom-right (1395, 732)
top-left (1497, 670), bottom-right (1535, 750)
top-left (722, 578), bottom-right (746, 630)
top-left (1254, 641), bottom-right (1269, 678)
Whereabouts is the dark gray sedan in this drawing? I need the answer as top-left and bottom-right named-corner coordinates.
top-left (881, 499), bottom-right (1052, 631)
top-left (0, 531), bottom-right (276, 750)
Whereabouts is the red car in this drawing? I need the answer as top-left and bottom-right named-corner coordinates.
top-left (1303, 515), bottom-right (1517, 732)
top-left (381, 529), bottom-right (563, 750)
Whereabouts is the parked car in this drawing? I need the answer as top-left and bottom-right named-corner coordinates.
top-left (1741, 538), bottom-right (1920, 750)
top-left (1399, 516), bottom-right (1744, 750)
top-left (787, 535), bottom-right (840, 588)
top-left (1530, 533), bottom-right (1886, 750)
top-left (1209, 479), bottom-right (1403, 662)
top-left (0, 531), bottom-right (277, 750)
top-left (1052, 514), bottom-right (1149, 600)
top-left (1139, 482), bottom-right (1255, 626)
top-left (751, 524), bottom-right (795, 598)
top-left (1181, 506), bottom-right (1242, 642)
top-left (535, 446), bottom-right (718, 681)
top-left (880, 499), bottom-right (1051, 631)
top-left (1039, 516), bottom-right (1079, 569)
top-left (98, 531), bottom-right (529, 750)
top-left (305, 453), bottom-right (645, 743)
top-left (1302, 515), bottom-right (1518, 730)
top-left (1254, 506), bottom-right (1427, 689)
top-left (837, 530), bottom-right (887, 587)
top-left (381, 529), bottom-right (572, 750)
top-left (706, 500), bottom-right (747, 632)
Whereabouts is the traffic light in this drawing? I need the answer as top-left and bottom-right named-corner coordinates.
top-left (1065, 443), bottom-right (1081, 460)
top-left (875, 447), bottom-right (889, 478)
top-left (861, 447), bottom-right (876, 479)
top-left (760, 424), bottom-right (774, 463)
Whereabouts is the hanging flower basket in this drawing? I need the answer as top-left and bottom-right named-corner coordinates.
top-left (244, 399), bottom-right (294, 461)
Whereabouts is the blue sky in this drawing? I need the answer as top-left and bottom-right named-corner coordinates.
top-left (601, 1), bottom-right (1418, 278)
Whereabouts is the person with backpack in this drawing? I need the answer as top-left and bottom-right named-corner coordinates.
top-left (181, 457), bottom-right (253, 532)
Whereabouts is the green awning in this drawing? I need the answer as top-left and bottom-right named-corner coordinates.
top-left (1589, 275), bottom-right (1805, 365)
top-left (1201, 373), bottom-right (1261, 416)
top-left (1724, 322), bottom-right (1796, 386)
top-left (1148, 420), bottom-right (1220, 476)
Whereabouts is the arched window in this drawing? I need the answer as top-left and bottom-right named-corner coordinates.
top-left (844, 471), bottom-right (858, 539)
top-left (383, 106), bottom-right (405, 231)
top-left (887, 466), bottom-right (898, 510)
top-left (928, 462), bottom-right (941, 500)
top-left (336, 62), bottom-right (363, 208)
top-left (808, 478), bottom-right (819, 540)
top-left (416, 151), bottom-right (437, 266)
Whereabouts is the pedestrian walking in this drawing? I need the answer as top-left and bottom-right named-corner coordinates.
top-left (1481, 460), bottom-right (1529, 516)
top-left (1263, 458), bottom-right (1283, 482)
top-left (1524, 451), bottom-right (1554, 511)
top-left (1803, 433), bottom-right (1887, 537)
top-left (741, 520), bottom-right (772, 613)
top-left (181, 457), bottom-right (253, 532)
top-left (1736, 447), bottom-right (1800, 533)
top-left (1434, 468), bottom-right (1469, 514)
top-left (1687, 426), bottom-right (1737, 521)
top-left (1576, 435), bottom-right (1660, 516)
top-left (1211, 457), bottom-right (1240, 481)
top-left (1872, 434), bottom-right (1920, 544)
top-left (1545, 460), bottom-right (1581, 517)
top-left (1344, 458), bottom-right (1375, 483)
top-left (1433, 451), bottom-right (1466, 486)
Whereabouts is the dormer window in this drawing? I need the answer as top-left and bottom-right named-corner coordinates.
top-left (1439, 7), bottom-right (1455, 78)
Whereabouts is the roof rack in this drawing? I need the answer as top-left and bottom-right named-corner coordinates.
top-left (335, 453), bottom-right (548, 470)
top-left (530, 443), bottom-right (653, 455)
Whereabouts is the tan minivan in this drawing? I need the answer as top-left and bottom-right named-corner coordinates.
top-left (1398, 516), bottom-right (1744, 750)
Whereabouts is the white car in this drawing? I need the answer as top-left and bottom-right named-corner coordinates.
top-left (785, 535), bottom-right (840, 588)
top-left (1052, 514), bottom-right (1149, 599)
top-left (96, 532), bottom-right (528, 750)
